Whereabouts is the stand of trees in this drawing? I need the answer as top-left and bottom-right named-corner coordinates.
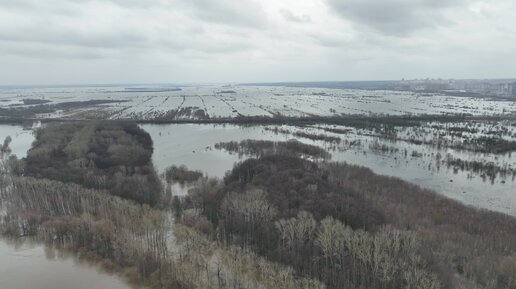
top-left (173, 152), bottom-right (516, 289)
top-left (215, 139), bottom-right (331, 159)
top-left (172, 223), bottom-right (326, 289)
top-left (24, 121), bottom-right (162, 205)
top-left (325, 161), bottom-right (516, 289)
top-left (0, 176), bottom-right (172, 286)
top-left (174, 155), bottom-right (438, 289)
top-left (163, 165), bottom-right (203, 185)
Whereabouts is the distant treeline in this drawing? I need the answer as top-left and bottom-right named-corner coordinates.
top-left (1, 113), bottom-right (515, 128)
top-left (0, 99), bottom-right (127, 119)
top-left (240, 80), bottom-right (400, 90)
top-left (23, 121), bottom-right (162, 205)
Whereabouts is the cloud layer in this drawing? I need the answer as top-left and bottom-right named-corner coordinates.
top-left (0, 0), bottom-right (514, 84)
top-left (326, 0), bottom-right (468, 35)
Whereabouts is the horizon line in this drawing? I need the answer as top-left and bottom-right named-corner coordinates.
top-left (1, 77), bottom-right (516, 88)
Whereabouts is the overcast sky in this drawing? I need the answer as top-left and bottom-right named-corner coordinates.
top-left (0, 0), bottom-right (515, 85)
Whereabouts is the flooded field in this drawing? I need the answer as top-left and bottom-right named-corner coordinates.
top-left (0, 239), bottom-right (132, 289)
top-left (1, 85), bottom-right (515, 120)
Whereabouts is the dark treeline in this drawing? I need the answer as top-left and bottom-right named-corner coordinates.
top-left (174, 152), bottom-right (516, 289)
top-left (24, 121), bottom-right (162, 205)
top-left (215, 139), bottom-right (331, 159)
top-left (0, 99), bottom-right (127, 119)
top-left (1, 112), bottom-right (514, 128)
top-left (22, 98), bottom-right (52, 105)
top-left (143, 114), bottom-right (485, 126)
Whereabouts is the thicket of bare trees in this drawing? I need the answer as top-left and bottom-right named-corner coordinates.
top-left (1, 177), bottom-right (169, 282)
top-left (173, 153), bottom-right (516, 289)
top-left (24, 121), bottom-right (162, 205)
top-left (215, 139), bottom-right (331, 159)
top-left (326, 161), bottom-right (516, 289)
top-left (172, 223), bottom-right (326, 289)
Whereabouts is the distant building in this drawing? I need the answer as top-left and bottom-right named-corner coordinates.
top-left (492, 83), bottom-right (512, 97)
top-left (397, 79), bottom-right (516, 97)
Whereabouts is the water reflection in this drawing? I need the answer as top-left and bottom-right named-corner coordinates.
top-left (0, 124), bottom-right (34, 158)
top-left (0, 238), bottom-right (133, 289)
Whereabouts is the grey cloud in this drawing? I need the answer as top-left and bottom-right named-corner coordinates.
top-left (177, 0), bottom-right (267, 28)
top-left (280, 9), bottom-right (311, 23)
top-left (326, 0), bottom-right (468, 35)
top-left (0, 0), bottom-right (259, 58)
top-left (0, 40), bottom-right (108, 60)
top-left (0, 28), bottom-right (149, 50)
top-left (0, 0), bottom-right (514, 85)
top-left (2, 0), bottom-right (267, 28)
top-left (310, 32), bottom-right (351, 48)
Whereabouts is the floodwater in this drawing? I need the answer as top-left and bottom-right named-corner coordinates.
top-left (0, 124), bottom-right (34, 158)
top-left (1, 122), bottom-right (515, 215)
top-left (142, 123), bottom-right (516, 216)
top-left (331, 144), bottom-right (516, 216)
top-left (0, 238), bottom-right (132, 289)
top-left (142, 123), bottom-right (291, 177)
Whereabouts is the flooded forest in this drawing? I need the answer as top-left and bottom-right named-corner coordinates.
top-left (0, 85), bottom-right (516, 289)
